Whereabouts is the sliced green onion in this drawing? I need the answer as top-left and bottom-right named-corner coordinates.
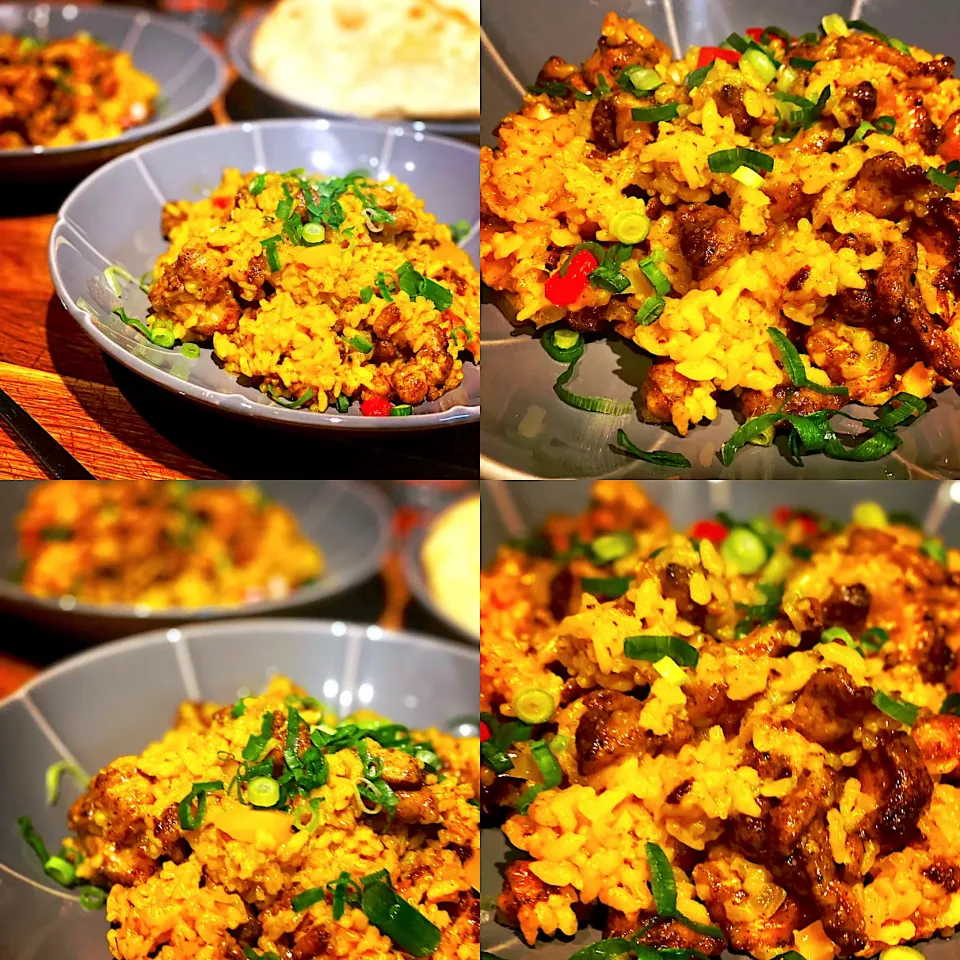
top-left (45, 761), bottom-right (88, 806)
top-left (512, 688), bottom-right (556, 724)
top-left (708, 147), bottom-right (774, 174)
top-left (558, 241), bottom-right (606, 277)
top-left (78, 885), bottom-right (108, 910)
top-left (292, 886), bottom-right (327, 912)
top-left (922, 538), bottom-right (948, 565)
top-left (638, 254), bottom-right (671, 295)
top-left (342, 333), bottom-right (374, 354)
top-left (581, 576), bottom-right (631, 598)
top-left (112, 306), bottom-right (152, 341)
top-left (631, 103), bottom-right (680, 123)
top-left (790, 57), bottom-right (817, 70)
top-left (635, 295), bottom-right (666, 325)
top-left (859, 627), bottom-right (889, 652)
top-left (268, 385), bottom-right (315, 409)
top-left (246, 776), bottom-right (281, 808)
top-left (872, 690), bottom-right (919, 726)
top-left (18, 816), bottom-right (50, 867)
top-left (821, 13), bottom-right (848, 36)
top-left (103, 264), bottom-right (135, 295)
top-left (249, 173), bottom-right (267, 195)
top-left (335, 395), bottom-right (350, 413)
top-left (516, 739), bottom-right (564, 813)
top-left (616, 428), bottom-right (692, 469)
top-left (721, 527), bottom-right (768, 575)
top-left (742, 47), bottom-right (777, 84)
top-left (619, 65), bottom-right (663, 93)
top-left (610, 210), bottom-right (651, 244)
top-left (361, 879), bottom-right (442, 957)
top-left (359, 286), bottom-right (374, 304)
top-left (645, 842), bottom-right (677, 915)
top-left (292, 798), bottom-right (324, 833)
top-left (150, 327), bottom-right (176, 348)
top-left (686, 61), bottom-right (715, 89)
top-left (723, 33), bottom-right (748, 53)
top-left (821, 626), bottom-right (853, 646)
top-left (623, 635), bottom-right (699, 668)
top-left (302, 221), bottom-right (325, 244)
top-left (231, 698), bottom-right (247, 718)
top-left (541, 328), bottom-right (585, 363)
top-left (947, 161), bottom-right (960, 176)
top-left (822, 429), bottom-right (900, 461)
top-left (44, 855), bottom-right (75, 886)
top-left (178, 780), bottom-right (224, 830)
top-left (390, 404), bottom-right (414, 417)
top-left (554, 361), bottom-right (632, 415)
top-left (851, 121), bottom-right (875, 143)
top-left (874, 116), bottom-right (896, 135)
top-left (940, 694), bottom-right (960, 716)
top-left (791, 544), bottom-right (813, 560)
top-left (928, 168), bottom-right (959, 191)
top-left (846, 19), bottom-right (912, 57)
top-left (768, 327), bottom-right (848, 395)
top-left (261, 236), bottom-right (282, 272)
top-left (591, 531), bottom-right (636, 563)
top-left (675, 915), bottom-right (725, 939)
top-left (180, 342), bottom-right (201, 359)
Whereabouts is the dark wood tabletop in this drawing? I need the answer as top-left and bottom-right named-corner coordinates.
top-left (0, 38), bottom-right (478, 480)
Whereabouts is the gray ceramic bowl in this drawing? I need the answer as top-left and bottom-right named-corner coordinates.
top-left (0, 480), bottom-right (392, 636)
top-left (227, 12), bottom-right (481, 140)
top-left (402, 501), bottom-right (480, 643)
top-left (480, 477), bottom-right (960, 960)
top-left (0, 617), bottom-right (479, 959)
top-left (0, 2), bottom-right (226, 180)
top-left (479, 0), bottom-right (960, 479)
top-left (49, 118), bottom-right (481, 430)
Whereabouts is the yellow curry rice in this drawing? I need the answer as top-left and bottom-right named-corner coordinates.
top-left (149, 168), bottom-right (479, 413)
top-left (62, 676), bottom-right (480, 959)
top-left (481, 481), bottom-right (960, 959)
top-left (481, 13), bottom-right (960, 436)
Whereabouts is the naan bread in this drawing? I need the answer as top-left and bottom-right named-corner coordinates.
top-left (251, 0), bottom-right (479, 119)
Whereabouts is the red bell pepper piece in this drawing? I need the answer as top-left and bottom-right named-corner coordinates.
top-left (480, 721), bottom-right (491, 742)
top-left (544, 249), bottom-right (599, 306)
top-left (696, 46), bottom-right (741, 68)
top-left (360, 396), bottom-right (392, 416)
top-left (690, 519), bottom-right (729, 543)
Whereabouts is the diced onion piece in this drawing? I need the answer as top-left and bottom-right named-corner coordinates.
top-left (653, 655), bottom-right (688, 686)
top-left (732, 165), bottom-right (765, 188)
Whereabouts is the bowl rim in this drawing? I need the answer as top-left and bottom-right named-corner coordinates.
top-left (402, 496), bottom-right (480, 643)
top-left (0, 616), bottom-right (479, 714)
top-left (48, 117), bottom-right (481, 430)
top-left (0, 479), bottom-right (393, 620)
top-left (0, 1), bottom-right (227, 159)
top-left (226, 10), bottom-right (481, 136)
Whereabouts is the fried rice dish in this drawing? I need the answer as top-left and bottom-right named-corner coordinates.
top-left (17, 481), bottom-right (323, 608)
top-left (141, 168), bottom-right (479, 416)
top-left (481, 481), bottom-right (960, 958)
top-left (23, 676), bottom-right (479, 959)
top-left (480, 12), bottom-right (960, 458)
top-left (0, 32), bottom-right (158, 149)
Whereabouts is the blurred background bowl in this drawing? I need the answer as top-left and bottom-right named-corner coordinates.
top-left (0, 480), bottom-right (392, 638)
top-left (0, 617), bottom-right (479, 960)
top-left (0, 2), bottom-right (226, 181)
top-left (227, 12), bottom-right (480, 140)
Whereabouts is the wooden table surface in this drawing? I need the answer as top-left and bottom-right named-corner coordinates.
top-left (0, 62), bottom-right (478, 480)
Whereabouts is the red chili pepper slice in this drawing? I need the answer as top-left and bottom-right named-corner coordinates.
top-left (360, 396), bottom-right (392, 416)
top-left (690, 519), bottom-right (729, 543)
top-left (544, 250), bottom-right (599, 307)
top-left (697, 46), bottom-right (741, 68)
top-left (773, 506), bottom-right (793, 525)
top-left (797, 516), bottom-right (820, 537)
top-left (745, 27), bottom-right (765, 42)
top-left (480, 721), bottom-right (491, 742)
top-left (212, 196), bottom-right (231, 209)
top-left (773, 506), bottom-right (819, 536)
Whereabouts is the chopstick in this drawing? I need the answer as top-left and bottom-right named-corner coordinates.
top-left (0, 387), bottom-right (94, 479)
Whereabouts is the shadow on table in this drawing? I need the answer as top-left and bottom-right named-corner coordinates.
top-left (43, 298), bottom-right (479, 479)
